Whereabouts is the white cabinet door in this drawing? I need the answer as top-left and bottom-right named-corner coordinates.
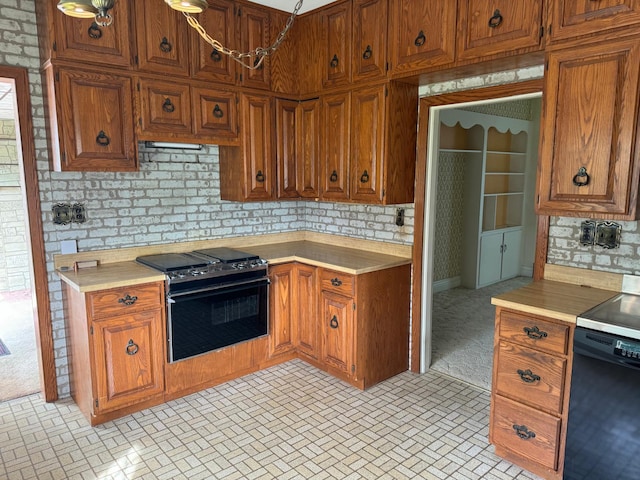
top-left (501, 230), bottom-right (523, 280)
top-left (478, 232), bottom-right (503, 286)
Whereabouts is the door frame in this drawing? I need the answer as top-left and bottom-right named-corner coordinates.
top-left (410, 79), bottom-right (549, 372)
top-left (1, 65), bottom-right (57, 401)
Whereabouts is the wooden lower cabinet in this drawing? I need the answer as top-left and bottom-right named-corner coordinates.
top-left (490, 307), bottom-right (573, 479)
top-left (268, 263), bottom-right (296, 357)
top-left (320, 289), bottom-right (354, 375)
top-left (63, 281), bottom-right (166, 426)
top-left (295, 264), bottom-right (320, 360)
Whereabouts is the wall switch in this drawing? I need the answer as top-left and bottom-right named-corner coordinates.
top-left (395, 208), bottom-right (405, 227)
top-left (595, 221), bottom-right (621, 249)
top-left (579, 220), bottom-right (596, 246)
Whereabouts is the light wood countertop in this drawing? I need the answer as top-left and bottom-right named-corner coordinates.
top-left (492, 280), bottom-right (617, 323)
top-left (57, 239), bottom-right (412, 292)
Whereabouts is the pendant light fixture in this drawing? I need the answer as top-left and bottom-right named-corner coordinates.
top-left (56, 0), bottom-right (304, 69)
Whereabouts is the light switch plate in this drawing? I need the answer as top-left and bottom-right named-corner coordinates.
top-left (595, 221), bottom-right (621, 249)
top-left (579, 220), bottom-right (596, 246)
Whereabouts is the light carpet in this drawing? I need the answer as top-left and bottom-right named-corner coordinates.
top-left (431, 276), bottom-right (533, 391)
top-left (0, 289), bottom-right (40, 401)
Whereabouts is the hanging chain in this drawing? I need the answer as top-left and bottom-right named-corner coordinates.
top-left (184, 0), bottom-right (304, 70)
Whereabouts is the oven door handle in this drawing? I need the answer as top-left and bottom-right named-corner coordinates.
top-left (168, 277), bottom-right (270, 299)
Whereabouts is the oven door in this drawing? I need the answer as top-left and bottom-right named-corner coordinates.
top-left (167, 277), bottom-right (269, 362)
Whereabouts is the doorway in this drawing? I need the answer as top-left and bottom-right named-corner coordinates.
top-left (0, 67), bottom-right (57, 402)
top-left (0, 81), bottom-right (40, 400)
top-left (409, 79), bottom-right (550, 379)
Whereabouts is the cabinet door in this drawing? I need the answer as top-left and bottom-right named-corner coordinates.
top-left (321, 291), bottom-right (353, 375)
top-left (295, 264), bottom-right (319, 360)
top-left (239, 4), bottom-right (271, 90)
top-left (269, 263), bottom-right (295, 357)
top-left (537, 37), bottom-right (640, 219)
top-left (297, 99), bottom-right (321, 198)
top-left (478, 232), bottom-right (504, 287)
top-left (275, 98), bottom-right (300, 199)
top-left (55, 68), bottom-right (136, 172)
top-left (137, 78), bottom-right (192, 138)
top-left (135, 0), bottom-right (190, 76)
top-left (240, 94), bottom-right (274, 200)
top-left (388, 0), bottom-right (456, 74)
top-left (322, 2), bottom-right (352, 88)
top-left (321, 92), bottom-right (350, 201)
top-left (457, 0), bottom-right (544, 61)
top-left (501, 229), bottom-right (522, 280)
top-left (192, 87), bottom-right (238, 144)
top-left (550, 0), bottom-right (640, 42)
top-left (190, 0), bottom-right (236, 84)
top-left (351, 85), bottom-right (385, 203)
top-left (52, 0), bottom-right (133, 67)
top-left (352, 0), bottom-right (388, 82)
top-left (92, 310), bottom-right (165, 413)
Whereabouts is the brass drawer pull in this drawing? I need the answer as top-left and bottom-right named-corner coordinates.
top-left (488, 9), bottom-right (503, 28)
top-left (88, 22), bottom-right (102, 40)
top-left (329, 170), bottom-right (338, 183)
top-left (330, 54), bottom-right (339, 68)
top-left (162, 98), bottom-right (175, 113)
top-left (125, 339), bottom-right (139, 356)
top-left (159, 36), bottom-right (172, 53)
top-left (414, 30), bottom-right (426, 47)
top-left (362, 45), bottom-right (372, 60)
top-left (512, 424), bottom-right (536, 440)
top-left (330, 278), bottom-right (342, 287)
top-left (360, 170), bottom-right (369, 183)
top-left (118, 294), bottom-right (138, 306)
top-left (330, 315), bottom-right (339, 329)
top-left (517, 369), bottom-right (541, 383)
top-left (523, 325), bottom-right (548, 340)
top-left (95, 130), bottom-right (110, 147)
top-left (572, 166), bottom-right (590, 187)
top-left (255, 170), bottom-right (265, 183)
top-left (210, 48), bottom-right (222, 62)
top-left (213, 104), bottom-right (224, 118)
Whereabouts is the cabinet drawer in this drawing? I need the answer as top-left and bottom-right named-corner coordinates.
top-left (88, 282), bottom-right (164, 319)
top-left (320, 269), bottom-right (355, 296)
top-left (499, 310), bottom-right (569, 355)
top-left (495, 341), bottom-right (567, 414)
top-left (491, 395), bottom-right (561, 471)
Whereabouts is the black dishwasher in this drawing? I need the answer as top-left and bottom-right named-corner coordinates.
top-left (565, 282), bottom-right (640, 480)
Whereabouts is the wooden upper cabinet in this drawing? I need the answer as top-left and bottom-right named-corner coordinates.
top-left (388, 0), bottom-right (456, 74)
top-left (321, 1), bottom-right (352, 88)
top-left (137, 78), bottom-right (192, 138)
top-left (190, 0), bottom-right (236, 84)
top-left (50, 67), bottom-right (136, 172)
top-left (275, 98), bottom-right (320, 199)
top-left (457, 0), bottom-right (544, 60)
top-left (192, 87), bottom-right (239, 144)
top-left (536, 35), bottom-right (640, 219)
top-left (351, 85), bottom-right (385, 202)
top-left (549, 0), bottom-right (640, 42)
top-left (239, 4), bottom-right (271, 90)
top-left (352, 0), bottom-right (388, 82)
top-left (134, 0), bottom-right (190, 76)
top-left (322, 92), bottom-right (351, 201)
top-left (50, 0), bottom-right (134, 67)
top-left (219, 93), bottom-right (274, 201)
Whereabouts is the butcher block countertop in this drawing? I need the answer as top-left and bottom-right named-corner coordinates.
top-left (492, 278), bottom-right (618, 324)
top-left (56, 233), bottom-right (412, 292)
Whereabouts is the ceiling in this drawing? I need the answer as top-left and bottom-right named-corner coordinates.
top-left (253, 0), bottom-right (336, 14)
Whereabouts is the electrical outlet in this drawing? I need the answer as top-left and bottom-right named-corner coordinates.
top-left (395, 208), bottom-right (405, 227)
top-left (595, 221), bottom-right (621, 249)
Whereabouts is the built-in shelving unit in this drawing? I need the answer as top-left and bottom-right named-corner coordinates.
top-left (437, 109), bottom-right (532, 289)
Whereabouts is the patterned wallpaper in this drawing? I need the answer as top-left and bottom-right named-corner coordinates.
top-left (460, 99), bottom-right (533, 121)
top-left (433, 152), bottom-right (466, 282)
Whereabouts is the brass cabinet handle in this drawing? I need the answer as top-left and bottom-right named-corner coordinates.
top-left (489, 9), bottom-right (503, 28)
top-left (330, 315), bottom-right (339, 329)
top-left (331, 278), bottom-right (342, 287)
top-left (95, 130), bottom-right (110, 147)
top-left (572, 166), bottom-right (590, 187)
top-left (162, 98), bottom-right (175, 113)
top-left (88, 22), bottom-right (102, 39)
top-left (212, 104), bottom-right (224, 118)
top-left (329, 170), bottom-right (338, 182)
top-left (255, 170), bottom-right (265, 183)
top-left (360, 170), bottom-right (370, 183)
top-left (125, 339), bottom-right (139, 356)
top-left (523, 325), bottom-right (548, 340)
top-left (330, 54), bottom-right (339, 68)
top-left (118, 294), bottom-right (138, 306)
top-left (414, 30), bottom-right (426, 47)
top-left (159, 36), bottom-right (172, 53)
top-left (362, 45), bottom-right (372, 60)
top-left (517, 369), bottom-right (541, 383)
top-left (512, 424), bottom-right (536, 440)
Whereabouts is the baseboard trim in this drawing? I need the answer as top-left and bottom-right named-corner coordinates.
top-left (433, 276), bottom-right (461, 293)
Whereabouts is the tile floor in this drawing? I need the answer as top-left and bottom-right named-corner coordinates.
top-left (0, 360), bottom-right (542, 480)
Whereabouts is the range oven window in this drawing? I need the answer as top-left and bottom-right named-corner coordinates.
top-left (167, 278), bottom-right (269, 362)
